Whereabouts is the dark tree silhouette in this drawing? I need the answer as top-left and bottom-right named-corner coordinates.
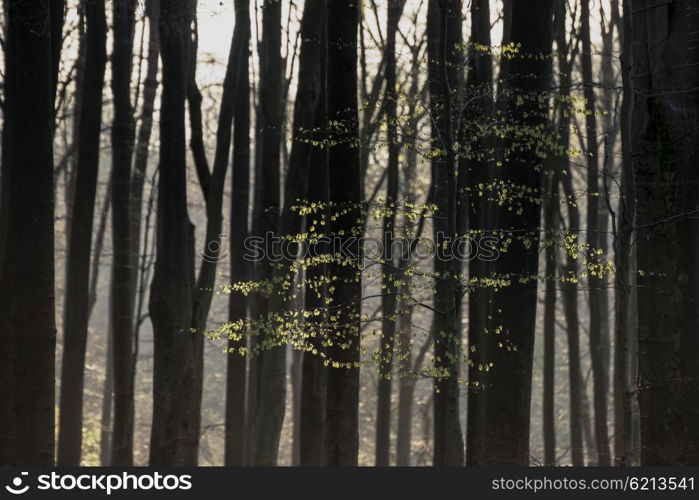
top-left (0, 0), bottom-right (60, 466)
top-left (325, 0), bottom-right (362, 466)
top-left (467, 0), bottom-right (554, 466)
top-left (225, 0), bottom-right (252, 467)
top-left (58, 0), bottom-right (107, 466)
top-left (375, 0), bottom-right (407, 467)
top-left (629, 0), bottom-right (699, 465)
top-left (149, 0), bottom-right (198, 465)
top-left (250, 0), bottom-right (284, 466)
top-left (427, 0), bottom-right (464, 467)
top-left (110, 0), bottom-right (138, 466)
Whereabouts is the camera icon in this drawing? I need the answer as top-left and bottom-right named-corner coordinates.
top-left (5, 472), bottom-right (29, 495)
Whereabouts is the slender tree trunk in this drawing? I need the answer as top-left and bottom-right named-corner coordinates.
top-left (395, 49), bottom-right (423, 467)
top-left (250, 0), bottom-right (284, 466)
top-left (560, 165), bottom-right (586, 467)
top-left (467, 0), bottom-right (554, 466)
top-left (130, 0), bottom-right (160, 327)
top-left (110, 0), bottom-right (138, 466)
top-left (290, 348), bottom-right (302, 465)
top-left (325, 0), bottom-right (361, 466)
top-left (542, 159), bottom-right (558, 466)
top-left (58, 0), bottom-right (107, 466)
top-left (100, 321), bottom-right (114, 465)
top-left (0, 0), bottom-right (58, 466)
top-left (375, 0), bottom-right (406, 467)
top-left (580, 0), bottom-right (611, 466)
top-left (225, 0), bottom-right (251, 468)
top-left (628, 0), bottom-right (699, 465)
top-left (149, 0), bottom-right (197, 465)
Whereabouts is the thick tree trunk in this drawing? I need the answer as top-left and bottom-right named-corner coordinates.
top-left (464, 0), bottom-right (495, 466)
top-left (225, 0), bottom-right (251, 467)
top-left (614, 0), bottom-right (640, 466)
top-left (0, 0), bottom-right (58, 466)
top-left (427, 0), bottom-right (464, 467)
top-left (110, 0), bottom-right (138, 466)
top-left (250, 0), bottom-right (284, 466)
top-left (628, 0), bottom-right (699, 465)
top-left (325, 0), bottom-right (361, 466)
top-left (58, 0), bottom-right (107, 466)
top-left (149, 0), bottom-right (198, 466)
top-left (300, 142), bottom-right (329, 466)
top-left (467, 0), bottom-right (554, 466)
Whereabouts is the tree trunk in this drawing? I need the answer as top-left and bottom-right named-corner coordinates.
top-left (225, 0), bottom-right (251, 468)
top-left (300, 142), bottom-right (329, 466)
top-left (628, 0), bottom-right (699, 465)
top-left (0, 0), bottom-right (58, 466)
top-left (257, 0), bottom-right (328, 466)
top-left (464, 0), bottom-right (495, 466)
top-left (110, 0), bottom-right (138, 466)
top-left (614, 0), bottom-right (640, 466)
top-left (58, 0), bottom-right (107, 466)
top-left (149, 0), bottom-right (198, 465)
top-left (395, 47), bottom-right (424, 467)
top-left (130, 0), bottom-right (160, 329)
top-left (580, 0), bottom-right (611, 467)
top-left (325, 0), bottom-right (361, 466)
top-left (560, 164), bottom-right (586, 467)
top-left (250, 0), bottom-right (284, 466)
top-left (426, 0), bottom-right (464, 467)
top-left (467, 0), bottom-right (554, 466)
top-left (542, 154), bottom-right (558, 466)
top-left (100, 321), bottom-right (114, 465)
top-left (375, 0), bottom-right (406, 467)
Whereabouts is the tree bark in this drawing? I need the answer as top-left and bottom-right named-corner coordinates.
top-left (110, 0), bottom-right (138, 466)
top-left (464, 0), bottom-right (495, 466)
top-left (427, 0), bottom-right (464, 467)
top-left (580, 0), bottom-right (611, 467)
top-left (149, 0), bottom-right (198, 465)
top-left (225, 0), bottom-right (252, 467)
top-left (130, 0), bottom-right (160, 328)
top-left (325, 0), bottom-right (362, 466)
top-left (0, 0), bottom-right (58, 466)
top-left (467, 0), bottom-right (554, 466)
top-left (58, 0), bottom-right (107, 466)
top-left (250, 0), bottom-right (284, 466)
top-left (560, 163), bottom-right (586, 467)
top-left (300, 140), bottom-right (329, 466)
top-left (614, 0), bottom-right (640, 466)
top-left (628, 0), bottom-right (699, 465)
